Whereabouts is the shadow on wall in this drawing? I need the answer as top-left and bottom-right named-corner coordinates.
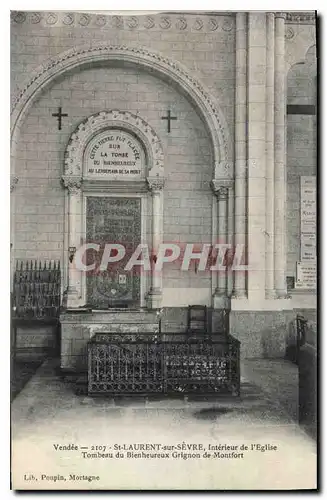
top-left (285, 314), bottom-right (317, 364)
top-left (285, 320), bottom-right (298, 363)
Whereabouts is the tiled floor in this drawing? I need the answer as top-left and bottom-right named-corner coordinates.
top-left (11, 358), bottom-right (316, 490)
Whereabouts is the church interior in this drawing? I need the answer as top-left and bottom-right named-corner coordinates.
top-left (10, 10), bottom-right (317, 488)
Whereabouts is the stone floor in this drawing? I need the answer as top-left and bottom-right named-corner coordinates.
top-left (11, 359), bottom-right (43, 402)
top-left (242, 358), bottom-right (299, 422)
top-left (11, 358), bottom-right (317, 490)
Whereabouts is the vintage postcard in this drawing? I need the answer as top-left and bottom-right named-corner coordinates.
top-left (10, 9), bottom-right (317, 490)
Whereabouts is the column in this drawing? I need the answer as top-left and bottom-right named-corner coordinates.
top-left (147, 177), bottom-right (165, 309)
top-left (10, 174), bottom-right (19, 292)
top-left (274, 12), bottom-right (287, 297)
top-left (233, 12), bottom-right (247, 298)
top-left (217, 187), bottom-right (229, 295)
top-left (62, 176), bottom-right (83, 309)
top-left (227, 184), bottom-right (234, 296)
top-left (246, 12), bottom-right (267, 301)
top-left (211, 181), bottom-right (231, 308)
top-left (265, 12), bottom-right (275, 298)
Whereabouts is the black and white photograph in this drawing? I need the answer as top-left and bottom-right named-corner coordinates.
top-left (10, 8), bottom-right (318, 490)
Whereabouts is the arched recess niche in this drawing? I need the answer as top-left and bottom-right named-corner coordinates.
top-left (10, 43), bottom-right (233, 307)
top-left (62, 110), bottom-right (165, 309)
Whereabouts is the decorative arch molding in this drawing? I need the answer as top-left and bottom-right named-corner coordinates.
top-left (10, 42), bottom-right (232, 171)
top-left (288, 44), bottom-right (316, 71)
top-left (63, 109), bottom-right (164, 181)
top-left (287, 44), bottom-right (317, 95)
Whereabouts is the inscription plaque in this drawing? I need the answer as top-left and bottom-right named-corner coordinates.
top-left (300, 176), bottom-right (316, 262)
top-left (85, 130), bottom-right (144, 180)
top-left (295, 262), bottom-right (316, 290)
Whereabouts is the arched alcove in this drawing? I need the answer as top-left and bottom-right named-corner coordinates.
top-left (10, 43), bottom-right (233, 306)
top-left (63, 109), bottom-right (164, 181)
top-left (62, 110), bottom-right (165, 309)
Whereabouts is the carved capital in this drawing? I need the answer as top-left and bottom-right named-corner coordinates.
top-left (275, 12), bottom-right (287, 20)
top-left (62, 175), bottom-right (82, 194)
top-left (211, 179), bottom-right (233, 197)
top-left (10, 176), bottom-right (19, 192)
top-left (217, 187), bottom-right (229, 200)
top-left (147, 177), bottom-right (165, 192)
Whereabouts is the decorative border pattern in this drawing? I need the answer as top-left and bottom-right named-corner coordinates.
top-left (11, 11), bottom-right (236, 32)
top-left (285, 27), bottom-right (295, 40)
top-left (147, 177), bottom-right (165, 192)
top-left (11, 11), bottom-right (316, 29)
top-left (63, 110), bottom-right (164, 180)
top-left (10, 176), bottom-right (19, 192)
top-left (11, 43), bottom-right (232, 167)
top-left (285, 12), bottom-right (316, 23)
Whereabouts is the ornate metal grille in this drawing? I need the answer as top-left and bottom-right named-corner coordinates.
top-left (88, 334), bottom-right (240, 396)
top-left (12, 260), bottom-right (61, 319)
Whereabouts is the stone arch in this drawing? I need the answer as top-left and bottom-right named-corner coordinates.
top-left (305, 44), bottom-right (317, 62)
top-left (287, 43), bottom-right (317, 72)
top-left (63, 109), bottom-right (164, 181)
top-left (285, 20), bottom-right (316, 71)
top-left (10, 42), bottom-right (232, 176)
top-left (287, 44), bottom-right (317, 103)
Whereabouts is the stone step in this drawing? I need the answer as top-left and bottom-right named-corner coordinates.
top-left (73, 376), bottom-right (264, 407)
top-left (61, 309), bottom-right (160, 324)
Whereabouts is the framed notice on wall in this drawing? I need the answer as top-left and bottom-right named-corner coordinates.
top-left (295, 176), bottom-right (316, 289)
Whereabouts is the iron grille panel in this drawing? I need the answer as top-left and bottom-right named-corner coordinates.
top-left (88, 336), bottom-right (240, 397)
top-left (13, 260), bottom-right (61, 319)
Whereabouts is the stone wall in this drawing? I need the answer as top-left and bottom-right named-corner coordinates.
top-left (11, 11), bottom-right (235, 135)
top-left (11, 11), bottom-right (236, 300)
top-left (13, 65), bottom-right (212, 267)
top-left (230, 309), bottom-right (296, 359)
top-left (286, 45), bottom-right (317, 280)
top-left (14, 324), bottom-right (58, 362)
top-left (60, 309), bottom-right (159, 370)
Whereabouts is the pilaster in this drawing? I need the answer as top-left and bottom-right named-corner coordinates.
top-left (265, 12), bottom-right (276, 298)
top-left (62, 175), bottom-right (83, 308)
top-left (233, 12), bottom-right (247, 299)
top-left (211, 179), bottom-right (233, 309)
top-left (274, 12), bottom-right (288, 298)
top-left (246, 12), bottom-right (267, 302)
top-left (146, 176), bottom-right (165, 309)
